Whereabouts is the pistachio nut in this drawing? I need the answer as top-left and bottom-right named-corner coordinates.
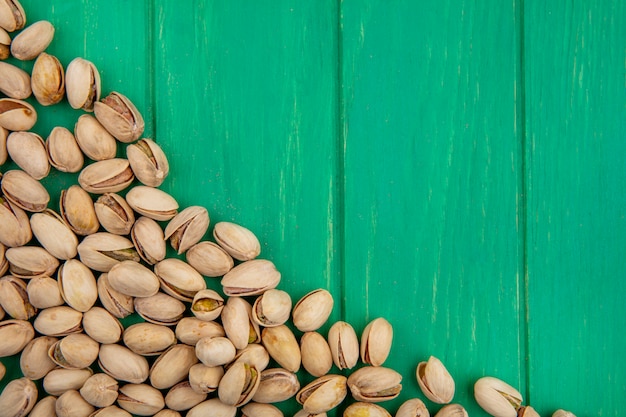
top-left (77, 233), bottom-right (139, 272)
top-left (261, 325), bottom-right (301, 373)
top-left (47, 126), bottom-right (84, 173)
top-left (131, 216), bottom-right (166, 264)
top-left (123, 322), bottom-right (176, 356)
top-left (395, 398), bottom-right (430, 417)
top-left (0, 275), bottom-right (36, 320)
top-left (48, 333), bottom-right (99, 369)
top-left (19, 335), bottom-right (58, 379)
top-left (58, 259), bottom-right (98, 312)
top-left (241, 402), bottom-right (283, 417)
top-left (164, 381), bottom-right (207, 411)
top-left (6, 131), bottom-right (50, 179)
top-left (221, 259), bottom-right (281, 297)
top-left (185, 241), bottom-right (234, 277)
top-left (552, 410), bottom-right (576, 417)
top-left (134, 292), bottom-right (186, 326)
top-left (6, 246), bottom-right (59, 278)
top-left (517, 406), bottom-right (540, 417)
top-left (80, 373), bottom-right (119, 408)
top-left (97, 272), bottom-right (134, 318)
top-left (344, 402), bottom-right (391, 417)
top-left (31, 52), bottom-right (65, 106)
top-left (474, 376), bottom-right (523, 417)
top-left (213, 221), bottom-right (261, 261)
top-left (74, 114), bottom-right (117, 161)
top-left (43, 368), bottom-right (93, 396)
top-left (251, 289), bottom-right (291, 327)
top-left (60, 185), bottom-right (99, 235)
top-left (117, 383), bottom-right (165, 416)
top-left (0, 98), bottom-right (36, 130)
top-left (0, 197), bottom-right (31, 247)
top-left (28, 396), bottom-right (58, 417)
top-left (218, 361), bottom-right (261, 407)
top-left (328, 321), bottom-right (359, 370)
top-left (149, 344), bottom-right (198, 389)
top-left (154, 257), bottom-right (206, 302)
top-left (83, 306), bottom-right (123, 344)
top-left (98, 343), bottom-right (149, 384)
top-left (416, 356), bottom-right (455, 404)
top-left (126, 138), bottom-right (169, 187)
top-left (175, 316), bottom-right (225, 346)
top-left (106, 260), bottom-right (159, 298)
top-left (195, 336), bottom-right (236, 367)
top-left (222, 296), bottom-right (258, 349)
top-left (434, 404), bottom-right (468, 417)
top-left (1, 169), bottom-right (49, 212)
top-left (89, 405), bottom-right (131, 417)
top-left (94, 91), bottom-right (145, 143)
top-left (126, 185), bottom-right (178, 222)
top-left (0, 27), bottom-right (8, 60)
top-left (292, 289), bottom-right (334, 332)
top-left (296, 374), bottom-right (348, 414)
top-left (0, 320), bottom-right (34, 357)
top-left (30, 209), bottom-right (79, 260)
top-left (94, 193), bottom-right (135, 235)
top-left (56, 389), bottom-right (96, 417)
top-left (0, 61), bottom-right (30, 99)
top-left (65, 57), bottom-right (100, 111)
top-left (347, 366), bottom-right (402, 403)
top-left (78, 158), bottom-right (135, 194)
top-left (11, 20), bottom-right (54, 60)
top-left (300, 331), bottom-right (333, 377)
top-left (187, 398), bottom-right (237, 417)
top-left (164, 206), bottom-right (209, 254)
top-left (229, 344), bottom-right (270, 373)
top-left (33, 305), bottom-right (83, 336)
top-left (191, 288), bottom-right (224, 321)
top-left (0, 0), bottom-right (25, 32)
top-left (27, 276), bottom-right (64, 309)
top-left (0, 377), bottom-right (37, 417)
top-left (252, 368), bottom-right (300, 404)
top-left (188, 363), bottom-right (224, 394)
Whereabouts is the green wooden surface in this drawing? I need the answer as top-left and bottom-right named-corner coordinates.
top-left (0, 0), bottom-right (624, 416)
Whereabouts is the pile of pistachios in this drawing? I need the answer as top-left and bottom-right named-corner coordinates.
top-left (0, 2), bottom-right (578, 417)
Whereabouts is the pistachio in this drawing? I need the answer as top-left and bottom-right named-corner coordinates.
top-left (58, 259), bottom-right (98, 312)
top-left (90, 405), bottom-right (132, 417)
top-left (5, 245), bottom-right (59, 278)
top-left (174, 316), bottom-right (225, 346)
top-left (164, 206), bottom-right (209, 254)
top-left (0, 360), bottom-right (4, 380)
top-left (222, 296), bottom-right (256, 349)
top-left (0, 319), bottom-right (34, 357)
top-left (47, 126), bottom-right (83, 172)
top-left (19, 335), bottom-right (58, 379)
top-left (97, 272), bottom-right (134, 318)
top-left (261, 325), bottom-right (301, 373)
top-left (1, 169), bottom-right (49, 212)
top-left (149, 344), bottom-right (198, 389)
top-left (195, 336), bottom-right (236, 367)
top-left (83, 306), bottom-right (123, 344)
top-left (131, 216), bottom-right (166, 264)
top-left (552, 411), bottom-right (576, 417)
top-left (126, 138), bottom-right (169, 187)
top-left (191, 289), bottom-right (224, 321)
top-left (80, 373), bottom-right (119, 408)
top-left (60, 185), bottom-right (99, 235)
top-left (75, 114), bottom-right (117, 161)
top-left (0, 98), bottom-right (36, 130)
top-left (347, 366), bottom-right (402, 403)
top-left (187, 398), bottom-right (237, 417)
top-left (0, 0), bottom-right (25, 32)
top-left (218, 362), bottom-right (261, 407)
top-left (43, 368), bottom-right (93, 396)
top-left (292, 289), bottom-right (334, 332)
top-left (123, 322), bottom-right (176, 356)
top-left (416, 356), bottom-right (455, 404)
top-left (56, 389), bottom-right (95, 417)
top-left (474, 376), bottom-right (523, 417)
top-left (293, 410), bottom-right (327, 417)
top-left (517, 406), bottom-right (540, 417)
top-left (48, 333), bottom-right (99, 369)
top-left (93, 193), bottom-right (134, 235)
top-left (117, 383), bottom-right (165, 416)
top-left (30, 209), bottom-right (79, 260)
top-left (213, 221), bottom-right (261, 261)
top-left (241, 402), bottom-right (283, 417)
top-left (0, 197), bottom-right (31, 247)
top-left (10, 20), bottom-right (54, 60)
top-left (0, 377), bottom-right (37, 417)
top-left (106, 260), bottom-right (159, 298)
top-left (252, 368), bottom-right (300, 404)
top-left (164, 381), bottom-right (207, 411)
top-left (154, 258), bottom-right (206, 302)
top-left (0, 275), bottom-right (36, 320)
top-left (78, 158), bottom-right (135, 194)
top-left (33, 306), bottom-right (83, 336)
top-left (300, 331), bottom-right (333, 377)
top-left (328, 321), bottom-right (359, 370)
top-left (77, 233), bottom-right (139, 272)
top-left (188, 363), bottom-right (224, 394)
top-left (0, 126), bottom-right (6, 164)
top-left (98, 344), bottom-right (149, 384)
top-left (186, 241), bottom-right (234, 277)
top-left (27, 276), bottom-right (64, 309)
top-left (0, 27), bottom-right (8, 60)
top-left (6, 131), bottom-right (50, 179)
top-left (433, 404), bottom-right (468, 417)
top-left (31, 52), bottom-right (65, 105)
top-left (296, 374), bottom-right (348, 415)
top-left (344, 402), bottom-right (392, 417)
top-left (94, 92), bottom-right (145, 143)
top-left (65, 57), bottom-right (100, 111)
top-left (153, 410), bottom-right (181, 417)
top-left (395, 398), bottom-right (430, 417)
top-left (252, 288), bottom-right (291, 327)
top-left (134, 291), bottom-right (186, 326)
top-left (221, 259), bottom-right (281, 297)
top-left (28, 396), bottom-right (58, 417)
top-left (229, 344), bottom-right (270, 372)
top-left (0, 61), bottom-right (30, 98)
top-left (126, 185), bottom-right (179, 221)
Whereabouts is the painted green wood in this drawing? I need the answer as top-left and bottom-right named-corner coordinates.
top-left (524, 1), bottom-right (626, 415)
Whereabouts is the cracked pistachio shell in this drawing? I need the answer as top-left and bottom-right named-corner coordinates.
top-left (361, 317), bottom-right (393, 366)
top-left (154, 258), bottom-right (206, 302)
top-left (213, 221), bottom-right (261, 261)
top-left (0, 377), bottom-right (37, 417)
top-left (11, 20), bottom-right (54, 60)
top-left (221, 259), bottom-right (280, 297)
top-left (56, 389), bottom-right (95, 417)
top-left (28, 396), bottom-right (58, 417)
top-left (300, 332), bottom-right (333, 378)
top-left (222, 296), bottom-right (258, 350)
top-left (57, 259), bottom-right (98, 312)
top-left (0, 275), bottom-right (36, 319)
top-left (83, 306), bottom-right (123, 344)
top-left (292, 289), bottom-right (334, 332)
top-left (77, 233), bottom-right (139, 273)
top-left (7, 131), bottom-right (49, 179)
top-left (65, 57), bottom-right (100, 111)
top-left (117, 383), bottom-right (165, 416)
top-left (416, 356), bottom-right (455, 404)
top-left (78, 158), bottom-right (134, 194)
top-left (131, 216), bottom-right (166, 264)
top-left (293, 410), bottom-right (327, 417)
top-left (98, 344), bottom-right (149, 384)
top-left (252, 368), bottom-right (300, 404)
top-left (60, 185), bottom-right (99, 235)
top-left (94, 193), bottom-right (135, 235)
top-left (0, 98), bottom-right (36, 130)
top-left (0, 28), bottom-right (7, 60)
top-left (97, 273), bottom-right (134, 318)
top-left (33, 306), bottom-right (83, 337)
top-left (517, 407), bottom-right (540, 417)
top-left (1, 169), bottom-right (48, 212)
top-left (328, 321), bottom-right (359, 370)
top-left (108, 260), bottom-right (159, 298)
top-left (150, 344), bottom-right (198, 390)
top-left (124, 322), bottom-right (176, 356)
top-left (126, 186), bottom-right (179, 221)
top-left (552, 411), bottom-right (576, 417)
top-left (47, 127), bottom-right (83, 173)
top-left (31, 52), bottom-right (64, 105)
top-left (94, 92), bottom-right (144, 143)
top-left (0, 0), bottom-right (25, 32)
top-left (175, 317), bottom-right (225, 346)
top-left (165, 381), bottom-right (207, 411)
top-left (218, 362), bottom-right (261, 407)
top-left (27, 277), bottom-right (63, 308)
top-left (191, 289), bottom-right (224, 321)
top-left (89, 405), bottom-right (132, 417)
top-left (396, 398), bottom-right (430, 417)
top-left (126, 138), bottom-right (169, 187)
top-left (0, 319), bottom-right (33, 357)
top-left (229, 344), bottom-right (270, 373)
top-left (75, 114), bottom-right (117, 161)
top-left (0, 61), bottom-right (30, 98)
top-left (296, 374), bottom-right (348, 415)
top-left (0, 197), bottom-right (31, 247)
top-left (186, 241), bottom-right (233, 277)
top-left (262, 325), bottom-right (301, 373)
top-left (189, 363), bottom-right (224, 394)
top-left (345, 403), bottom-right (391, 417)
top-left (434, 404), bottom-right (468, 417)
top-left (241, 403), bottom-right (283, 417)
top-left (6, 246), bottom-right (59, 278)
top-left (30, 209), bottom-right (79, 260)
top-left (195, 336), bottom-right (236, 367)
top-left (134, 292), bottom-right (185, 326)
top-left (187, 398), bottom-right (237, 417)
top-left (43, 368), bottom-right (93, 396)
top-left (80, 373), bottom-right (119, 408)
top-left (164, 206), bottom-right (209, 254)
top-left (252, 289), bottom-right (291, 327)
top-left (0, 125), bottom-right (6, 164)
top-left (474, 376), bottom-right (522, 417)
top-left (347, 366), bottom-right (402, 403)
top-left (48, 333), bottom-right (99, 369)
top-left (19, 335), bottom-right (57, 380)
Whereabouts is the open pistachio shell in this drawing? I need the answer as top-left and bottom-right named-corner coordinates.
top-left (126, 185), bottom-right (178, 221)
top-left (360, 317), bottom-right (393, 367)
top-left (164, 206), bottom-right (209, 254)
top-left (396, 398), bottom-right (430, 417)
top-left (175, 317), bottom-right (225, 346)
top-left (0, 319), bottom-right (34, 357)
top-left (347, 366), bottom-right (402, 403)
top-left (95, 193), bottom-right (135, 235)
top-left (58, 259), bottom-right (98, 312)
top-left (30, 209), bottom-right (79, 260)
top-left (131, 216), bottom-right (166, 265)
top-left (154, 258), bottom-right (206, 302)
top-left (65, 57), bottom-right (100, 111)
top-left (33, 306), bottom-right (83, 337)
top-left (416, 356), bottom-right (455, 404)
top-left (552, 410), bottom-right (576, 417)
top-left (251, 289), bottom-right (291, 327)
top-left (6, 245), bottom-right (59, 279)
top-left (1, 169), bottom-right (49, 212)
top-left (6, 131), bottom-right (50, 179)
top-left (77, 233), bottom-right (139, 272)
top-left (165, 381), bottom-right (207, 412)
top-left (191, 289), bottom-right (224, 321)
top-left (218, 362), bottom-right (261, 407)
top-left (188, 363), bottom-right (225, 395)
top-left (0, 98), bottom-right (36, 130)
top-left (31, 52), bottom-right (65, 106)
top-left (134, 291), bottom-right (185, 326)
top-left (185, 241), bottom-right (234, 277)
top-left (344, 402), bottom-right (391, 417)
top-left (0, 197), bottom-right (31, 247)
top-left (94, 92), bottom-right (144, 143)
top-left (149, 344), bottom-right (198, 390)
top-left (213, 221), bottom-right (261, 261)
top-left (221, 259), bottom-right (281, 297)
top-left (117, 383), bottom-right (165, 416)
top-left (98, 344), bottom-right (149, 384)
top-left (261, 325), bottom-right (301, 373)
top-left (296, 374), bottom-right (347, 415)
top-left (434, 404), bottom-right (468, 417)
top-left (0, 244), bottom-right (6, 277)
top-left (252, 368), bottom-right (300, 404)
top-left (0, 27), bottom-right (8, 60)
top-left (47, 127), bottom-right (83, 173)
top-left (60, 185), bottom-right (99, 235)
top-left (43, 368), bottom-right (93, 396)
top-left (83, 306), bottom-right (123, 344)
top-left (19, 335), bottom-right (58, 380)
top-left (48, 333), bottom-right (99, 369)
top-left (97, 273), bottom-right (134, 319)
top-left (0, 61), bottom-right (31, 98)
top-left (229, 344), bottom-right (270, 373)
top-left (0, 0), bottom-right (26, 32)
top-left (74, 114), bottom-right (117, 161)
top-left (123, 322), bottom-right (176, 356)
top-left (78, 158), bottom-right (134, 194)
top-left (126, 138), bottom-right (169, 187)
top-left (0, 377), bottom-right (37, 417)
top-left (27, 276), bottom-right (64, 309)
top-left (0, 275), bottom-right (36, 320)
top-left (474, 376), bottom-right (522, 417)
top-left (328, 321), bottom-right (359, 371)
top-left (10, 20), bottom-right (54, 60)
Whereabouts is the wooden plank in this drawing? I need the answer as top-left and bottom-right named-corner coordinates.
top-left (340, 0), bottom-right (524, 414)
top-left (524, 1), bottom-right (626, 415)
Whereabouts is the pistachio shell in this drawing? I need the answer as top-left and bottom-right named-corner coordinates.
top-left (188, 363), bottom-right (224, 394)
top-left (33, 306), bottom-right (83, 337)
top-left (28, 396), bottom-right (58, 417)
top-left (30, 209), bottom-right (79, 260)
top-left (126, 186), bottom-right (179, 221)
top-left (261, 325), bottom-right (301, 373)
top-left (0, 125), bottom-right (7, 164)
top-left (165, 381), bottom-right (207, 411)
top-left (126, 138), bottom-right (169, 187)
top-left (108, 260), bottom-right (160, 298)
top-left (328, 321), bottom-right (359, 370)
top-left (242, 403), bottom-right (284, 417)
top-left (154, 258), bottom-right (206, 302)
top-left (344, 403), bottom-right (391, 417)
top-left (80, 373), bottom-right (119, 408)
top-left (395, 398), bottom-right (430, 417)
top-left (75, 114), bottom-right (117, 161)
top-left (47, 127), bottom-right (83, 172)
top-left (65, 57), bottom-right (100, 111)
top-left (175, 317), bottom-right (225, 346)
top-left (0, 275), bottom-right (35, 319)
top-left (98, 344), bottom-right (149, 384)
top-left (0, 61), bottom-right (30, 98)
top-left (229, 344), bottom-right (270, 373)
top-left (0, 98), bottom-right (36, 130)
top-left (43, 368), bottom-right (93, 396)
top-left (0, 197), bottom-right (31, 247)
top-left (552, 410), bottom-right (576, 417)
top-left (6, 131), bottom-right (49, 179)
top-left (78, 158), bottom-right (134, 194)
top-left (0, 28), bottom-right (8, 60)
top-left (0, 319), bottom-right (34, 357)
top-left (187, 398), bottom-right (237, 417)
top-left (221, 259), bottom-right (281, 297)
top-left (94, 193), bottom-right (135, 235)
top-left (0, 0), bottom-right (26, 32)
top-left (252, 368), bottom-right (300, 404)
top-left (1, 169), bottom-right (49, 212)
top-left (11, 20), bottom-right (54, 60)
top-left (19, 335), bottom-right (58, 379)
top-left (296, 374), bottom-right (348, 415)
top-left (185, 241), bottom-right (234, 277)
top-left (94, 92), bottom-right (145, 143)
top-left (117, 383), bottom-right (165, 416)
top-left (218, 362), bottom-right (260, 407)
top-left (473, 376), bottom-right (522, 417)
top-left (48, 333), bottom-right (99, 369)
top-left (300, 332), bottom-right (333, 377)
top-left (131, 216), bottom-right (166, 264)
top-left (213, 221), bottom-right (261, 261)
top-left (83, 306), bottom-right (123, 344)
top-left (517, 406), bottom-right (540, 417)
top-left (434, 404), bottom-right (468, 417)
top-left (123, 322), bottom-right (176, 356)
top-left (252, 289), bottom-right (291, 327)
top-left (77, 233), bottom-right (139, 272)
top-left (293, 410), bottom-right (327, 417)
top-left (31, 52), bottom-right (65, 105)
top-left (58, 259), bottom-right (98, 312)
top-left (56, 389), bottom-right (95, 417)
top-left (191, 289), bottom-right (224, 321)
top-left (89, 405), bottom-right (131, 417)
top-left (153, 410), bottom-right (182, 417)
top-left (134, 292), bottom-right (186, 326)
top-left (97, 272), bottom-right (134, 318)
top-left (347, 366), bottom-right (402, 403)
top-left (149, 344), bottom-right (198, 389)
top-left (164, 206), bottom-right (210, 254)
top-left (416, 356), bottom-right (455, 404)
top-left (221, 296), bottom-right (256, 350)
top-left (195, 336), bottom-right (236, 367)
top-left (361, 317), bottom-right (393, 367)
top-left (5, 246), bottom-right (59, 278)
top-left (60, 185), bottom-right (99, 235)
top-left (292, 289), bottom-right (334, 332)
top-left (0, 377), bottom-right (37, 417)
top-left (27, 276), bottom-right (64, 309)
